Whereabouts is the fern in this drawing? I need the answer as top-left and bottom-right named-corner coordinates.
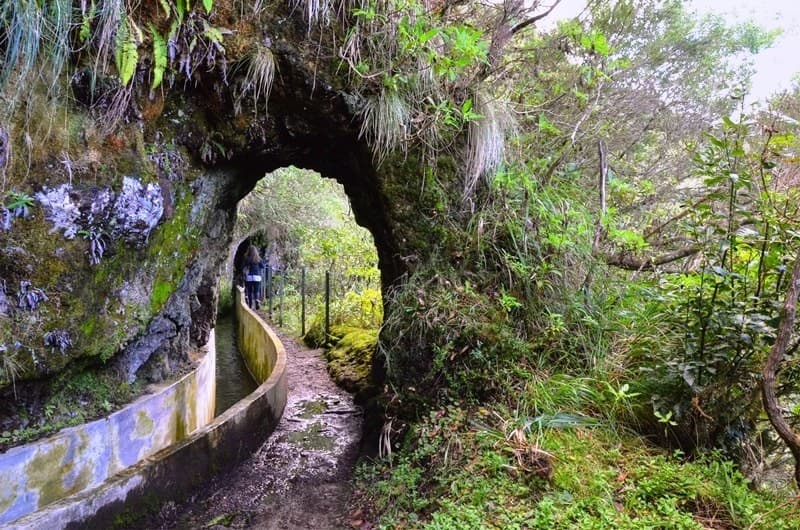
top-left (150, 24), bottom-right (168, 90)
top-left (79, 1), bottom-right (97, 43)
top-left (115, 15), bottom-right (141, 86)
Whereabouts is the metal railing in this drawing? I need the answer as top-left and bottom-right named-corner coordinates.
top-left (256, 266), bottom-right (335, 339)
top-left (243, 263), bottom-right (381, 342)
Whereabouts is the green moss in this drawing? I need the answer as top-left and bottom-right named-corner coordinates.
top-left (287, 421), bottom-right (335, 451)
top-left (324, 326), bottom-right (377, 398)
top-left (80, 316), bottom-right (98, 339)
top-left (135, 410), bottom-right (155, 437)
top-left (150, 280), bottom-right (173, 313)
top-left (297, 399), bottom-right (329, 419)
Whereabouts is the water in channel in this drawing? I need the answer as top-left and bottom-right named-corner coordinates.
top-left (214, 313), bottom-right (258, 415)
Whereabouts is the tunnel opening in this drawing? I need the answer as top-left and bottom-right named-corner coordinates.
top-left (225, 166), bottom-right (382, 332)
top-left (213, 166), bottom-right (383, 412)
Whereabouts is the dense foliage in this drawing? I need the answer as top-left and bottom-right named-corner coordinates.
top-left (343, 0), bottom-right (800, 525)
top-left (1, 0), bottom-right (799, 525)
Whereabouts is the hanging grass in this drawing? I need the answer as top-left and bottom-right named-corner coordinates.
top-left (0, 0), bottom-right (73, 96)
top-left (235, 42), bottom-right (275, 117)
top-left (464, 92), bottom-right (515, 201)
top-left (359, 90), bottom-right (410, 163)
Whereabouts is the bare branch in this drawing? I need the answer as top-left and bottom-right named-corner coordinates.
top-left (592, 139), bottom-right (607, 254)
top-left (643, 195), bottom-right (712, 241)
top-left (604, 244), bottom-right (702, 271)
top-left (482, 0), bottom-right (564, 76)
top-left (510, 1), bottom-right (564, 35)
top-left (762, 255), bottom-right (800, 488)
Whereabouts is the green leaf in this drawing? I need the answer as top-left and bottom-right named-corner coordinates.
top-left (202, 0), bottom-right (213, 14)
top-left (202, 21), bottom-right (226, 45)
top-left (115, 17), bottom-right (140, 86)
top-left (175, 0), bottom-right (186, 21)
top-left (150, 24), bottom-right (168, 90)
top-left (158, 0), bottom-right (170, 17)
top-left (79, 1), bottom-right (96, 43)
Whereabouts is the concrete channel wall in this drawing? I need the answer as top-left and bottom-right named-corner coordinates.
top-left (0, 332), bottom-right (217, 526)
top-left (4, 287), bottom-right (288, 529)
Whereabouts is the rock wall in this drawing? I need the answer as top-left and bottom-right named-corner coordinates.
top-left (0, 0), bottom-right (459, 411)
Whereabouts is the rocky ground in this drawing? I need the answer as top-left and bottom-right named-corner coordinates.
top-left (137, 326), bottom-right (367, 529)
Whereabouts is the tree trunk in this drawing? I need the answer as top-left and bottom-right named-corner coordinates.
top-left (762, 255), bottom-right (800, 487)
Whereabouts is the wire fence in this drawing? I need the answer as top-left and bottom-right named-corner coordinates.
top-left (252, 265), bottom-right (381, 340)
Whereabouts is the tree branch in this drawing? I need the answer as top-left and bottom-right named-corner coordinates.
top-left (604, 244), bottom-right (702, 271)
top-left (510, 1), bottom-right (564, 35)
top-left (762, 255), bottom-right (800, 488)
top-left (643, 195), bottom-right (712, 242)
top-left (481, 0), bottom-right (563, 77)
top-left (592, 138), bottom-right (607, 254)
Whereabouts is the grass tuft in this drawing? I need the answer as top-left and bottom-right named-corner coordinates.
top-left (235, 42), bottom-right (275, 117)
top-left (290, 0), bottom-right (344, 26)
top-left (359, 90), bottom-right (410, 163)
top-left (464, 92), bottom-right (515, 200)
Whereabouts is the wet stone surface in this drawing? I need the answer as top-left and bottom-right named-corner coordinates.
top-left (139, 326), bottom-right (363, 529)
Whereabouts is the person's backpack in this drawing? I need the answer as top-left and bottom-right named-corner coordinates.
top-left (244, 261), bottom-right (262, 282)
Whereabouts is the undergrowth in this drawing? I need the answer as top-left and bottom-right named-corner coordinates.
top-left (0, 368), bottom-right (146, 451)
top-left (355, 402), bottom-right (800, 529)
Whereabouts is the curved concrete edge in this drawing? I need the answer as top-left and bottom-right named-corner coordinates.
top-left (235, 287), bottom-right (286, 384)
top-left (7, 291), bottom-right (288, 530)
top-left (0, 332), bottom-right (216, 526)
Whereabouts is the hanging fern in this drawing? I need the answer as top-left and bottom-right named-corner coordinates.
top-left (114, 15), bottom-right (141, 86)
top-left (150, 24), bottom-right (168, 90)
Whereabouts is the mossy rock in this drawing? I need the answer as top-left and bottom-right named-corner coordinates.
top-left (324, 325), bottom-right (378, 399)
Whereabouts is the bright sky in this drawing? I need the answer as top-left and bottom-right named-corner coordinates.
top-left (546, 0), bottom-right (800, 103)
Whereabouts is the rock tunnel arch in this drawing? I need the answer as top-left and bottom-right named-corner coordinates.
top-left (0, 1), bottom-right (456, 418)
top-left (166, 39), bottom-right (417, 350)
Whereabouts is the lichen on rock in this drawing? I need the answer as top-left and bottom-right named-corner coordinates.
top-left (35, 176), bottom-right (163, 247)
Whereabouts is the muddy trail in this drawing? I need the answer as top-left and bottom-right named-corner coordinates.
top-left (137, 325), bottom-right (365, 529)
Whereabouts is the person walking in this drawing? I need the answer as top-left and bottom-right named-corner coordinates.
top-left (242, 245), bottom-right (264, 309)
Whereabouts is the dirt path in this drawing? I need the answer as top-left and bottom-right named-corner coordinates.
top-left (140, 327), bottom-right (364, 529)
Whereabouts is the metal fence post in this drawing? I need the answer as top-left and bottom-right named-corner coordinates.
top-left (267, 266), bottom-right (273, 319)
top-left (258, 263), bottom-right (264, 303)
top-left (325, 270), bottom-right (331, 341)
top-left (279, 269), bottom-right (284, 327)
top-left (301, 267), bottom-right (306, 336)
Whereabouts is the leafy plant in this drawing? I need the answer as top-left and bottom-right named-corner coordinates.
top-left (5, 190), bottom-right (34, 218)
top-left (3, 190), bottom-right (34, 231)
top-left (149, 24), bottom-right (168, 91)
top-left (114, 13), bottom-right (141, 86)
top-left (625, 115), bottom-right (800, 456)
